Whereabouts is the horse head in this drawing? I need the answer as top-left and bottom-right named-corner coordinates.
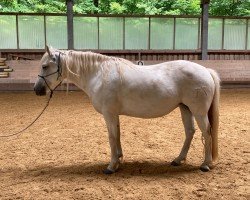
top-left (34, 46), bottom-right (63, 96)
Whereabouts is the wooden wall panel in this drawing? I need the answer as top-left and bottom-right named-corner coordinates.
top-left (0, 59), bottom-right (248, 87)
top-left (1, 51), bottom-right (250, 62)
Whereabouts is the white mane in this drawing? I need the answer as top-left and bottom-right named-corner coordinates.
top-left (60, 50), bottom-right (134, 78)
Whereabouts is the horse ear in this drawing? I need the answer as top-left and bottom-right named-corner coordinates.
top-left (46, 45), bottom-right (52, 57)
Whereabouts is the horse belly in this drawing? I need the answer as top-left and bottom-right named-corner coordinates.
top-left (120, 94), bottom-right (179, 118)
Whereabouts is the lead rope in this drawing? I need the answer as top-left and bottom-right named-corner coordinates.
top-left (0, 52), bottom-right (63, 138)
top-left (0, 91), bottom-right (53, 138)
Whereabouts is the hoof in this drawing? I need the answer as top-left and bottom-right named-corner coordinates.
top-left (200, 165), bottom-right (210, 172)
top-left (103, 169), bottom-right (115, 174)
top-left (171, 161), bottom-right (181, 166)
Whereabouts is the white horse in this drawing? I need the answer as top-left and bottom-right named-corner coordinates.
top-left (34, 46), bottom-right (220, 174)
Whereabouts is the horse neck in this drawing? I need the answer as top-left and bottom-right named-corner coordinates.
top-left (60, 51), bottom-right (107, 94)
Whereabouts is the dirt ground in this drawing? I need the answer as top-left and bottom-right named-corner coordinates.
top-left (0, 89), bottom-right (249, 200)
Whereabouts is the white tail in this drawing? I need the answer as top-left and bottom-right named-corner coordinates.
top-left (208, 69), bottom-right (220, 161)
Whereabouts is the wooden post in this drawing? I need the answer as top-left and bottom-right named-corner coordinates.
top-left (200, 0), bottom-right (210, 60)
top-left (66, 0), bottom-right (74, 50)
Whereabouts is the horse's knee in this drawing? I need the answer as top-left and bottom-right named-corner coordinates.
top-left (186, 128), bottom-right (195, 139)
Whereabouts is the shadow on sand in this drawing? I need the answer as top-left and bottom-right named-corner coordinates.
top-left (16, 161), bottom-right (201, 180)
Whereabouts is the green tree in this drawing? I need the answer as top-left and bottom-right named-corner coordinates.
top-left (169, 0), bottom-right (201, 15)
top-left (209, 0), bottom-right (250, 16)
top-left (0, 0), bottom-right (66, 13)
top-left (74, 0), bottom-right (98, 14)
top-left (0, 0), bottom-right (249, 16)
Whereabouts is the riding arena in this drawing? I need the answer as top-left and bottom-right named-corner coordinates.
top-left (0, 1), bottom-right (249, 199)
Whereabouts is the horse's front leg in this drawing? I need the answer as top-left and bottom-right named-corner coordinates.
top-left (103, 113), bottom-right (122, 174)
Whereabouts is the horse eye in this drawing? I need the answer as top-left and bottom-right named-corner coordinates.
top-left (52, 57), bottom-right (56, 62)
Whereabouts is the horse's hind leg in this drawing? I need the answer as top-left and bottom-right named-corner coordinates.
top-left (116, 117), bottom-right (123, 163)
top-left (103, 113), bottom-right (123, 174)
top-left (194, 114), bottom-right (212, 172)
top-left (171, 104), bottom-right (195, 166)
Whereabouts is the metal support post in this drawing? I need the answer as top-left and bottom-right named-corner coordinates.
top-left (200, 0), bottom-right (210, 60)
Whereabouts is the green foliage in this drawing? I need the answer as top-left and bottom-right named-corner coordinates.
top-left (109, 2), bottom-right (125, 14)
top-left (135, 0), bottom-right (163, 15)
top-left (162, 0), bottom-right (201, 15)
top-left (0, 0), bottom-right (66, 13)
top-left (0, 0), bottom-right (249, 16)
top-left (74, 0), bottom-right (98, 14)
top-left (209, 0), bottom-right (250, 16)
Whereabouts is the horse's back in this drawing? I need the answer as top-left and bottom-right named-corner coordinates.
top-left (128, 60), bottom-right (215, 93)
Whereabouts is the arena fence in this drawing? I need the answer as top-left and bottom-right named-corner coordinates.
top-left (0, 13), bottom-right (249, 51)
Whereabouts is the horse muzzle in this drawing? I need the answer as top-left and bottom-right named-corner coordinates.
top-left (34, 82), bottom-right (46, 96)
